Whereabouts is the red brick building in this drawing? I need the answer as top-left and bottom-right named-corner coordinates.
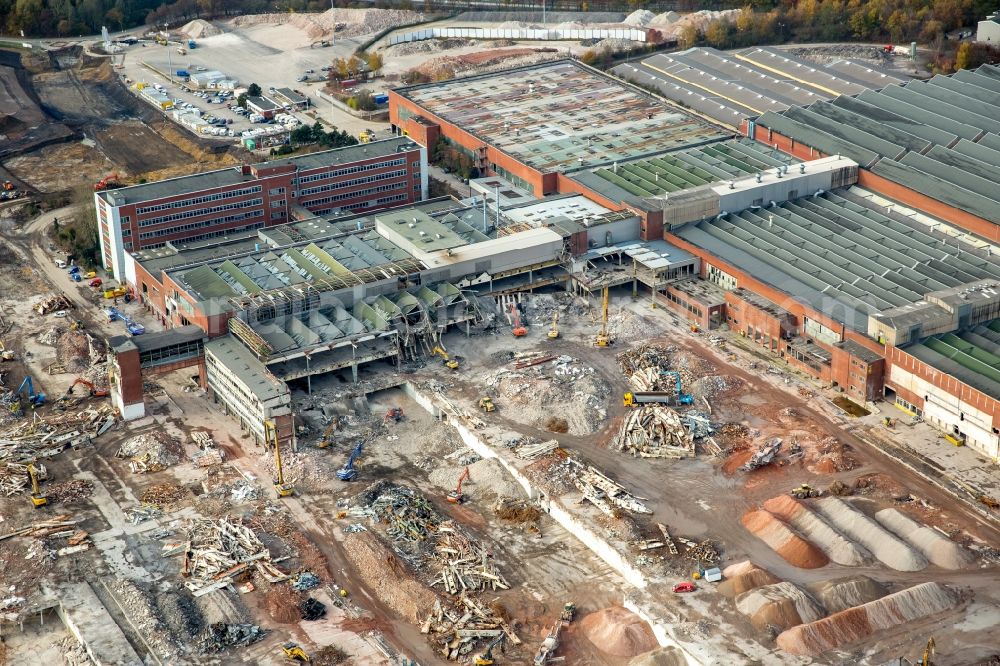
top-left (95, 137), bottom-right (427, 282)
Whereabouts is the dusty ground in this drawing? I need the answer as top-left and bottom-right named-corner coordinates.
top-left (1, 46), bottom-right (241, 194)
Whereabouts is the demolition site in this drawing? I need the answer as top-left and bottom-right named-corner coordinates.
top-left (1, 57), bottom-right (1000, 666)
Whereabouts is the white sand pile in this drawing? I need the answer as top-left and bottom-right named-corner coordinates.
top-left (875, 508), bottom-right (972, 570)
top-left (735, 582), bottom-right (826, 630)
top-left (580, 606), bottom-right (658, 658)
top-left (624, 9), bottom-right (656, 26)
top-left (808, 576), bottom-right (886, 614)
top-left (718, 562), bottom-right (780, 597)
top-left (428, 457), bottom-right (524, 502)
top-left (814, 498), bottom-right (927, 572)
top-left (628, 647), bottom-right (687, 666)
top-left (498, 20), bottom-right (537, 29)
top-left (649, 11), bottom-right (681, 27)
top-left (180, 19), bottom-right (221, 39)
top-left (232, 8), bottom-right (423, 39)
top-left (777, 582), bottom-right (959, 655)
top-left (742, 509), bottom-right (829, 569)
top-left (764, 495), bottom-right (870, 566)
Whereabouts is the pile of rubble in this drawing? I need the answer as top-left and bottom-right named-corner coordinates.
top-left (740, 438), bottom-right (782, 472)
top-left (45, 479), bottom-right (94, 504)
top-left (422, 596), bottom-right (521, 659)
top-left (0, 461), bottom-right (39, 496)
top-left (141, 483), bottom-right (186, 509)
top-left (200, 623), bottom-right (264, 653)
top-left (117, 431), bottom-right (182, 472)
top-left (617, 343), bottom-right (674, 378)
top-left (432, 526), bottom-right (510, 594)
top-left (0, 406), bottom-right (117, 463)
top-left (191, 431), bottom-right (224, 467)
top-left (615, 405), bottom-right (694, 459)
top-left (175, 517), bottom-right (288, 596)
top-left (34, 294), bottom-right (73, 315)
top-left (573, 461), bottom-right (651, 515)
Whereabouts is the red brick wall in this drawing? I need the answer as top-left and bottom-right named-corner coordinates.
top-left (132, 260), bottom-right (166, 317)
top-left (749, 125), bottom-right (825, 161)
top-left (657, 286), bottom-right (715, 328)
top-left (885, 345), bottom-right (1000, 429)
top-left (113, 346), bottom-right (144, 406)
top-left (724, 290), bottom-right (790, 344)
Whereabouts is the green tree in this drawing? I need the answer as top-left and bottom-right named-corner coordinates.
top-left (237, 93), bottom-right (248, 108)
top-left (247, 82), bottom-right (262, 97)
top-left (678, 24), bottom-right (700, 48)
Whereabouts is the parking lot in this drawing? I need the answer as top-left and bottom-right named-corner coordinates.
top-left (117, 29), bottom-right (392, 145)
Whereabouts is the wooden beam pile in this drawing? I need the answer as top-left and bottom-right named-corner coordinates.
top-left (179, 517), bottom-right (289, 596)
top-left (421, 595), bottom-right (521, 661)
top-left (615, 404), bottom-right (694, 459)
top-left (574, 462), bottom-right (651, 515)
top-left (431, 524), bottom-right (510, 595)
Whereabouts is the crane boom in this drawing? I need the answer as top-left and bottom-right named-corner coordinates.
top-left (595, 286), bottom-right (612, 347)
top-left (267, 420), bottom-right (294, 497)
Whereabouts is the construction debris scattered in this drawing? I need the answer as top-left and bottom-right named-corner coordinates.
top-left (740, 438), bottom-right (782, 472)
top-left (199, 623), bottom-right (265, 653)
top-left (179, 517), bottom-right (289, 596)
top-left (117, 431), bottom-right (183, 472)
top-left (615, 405), bottom-right (694, 458)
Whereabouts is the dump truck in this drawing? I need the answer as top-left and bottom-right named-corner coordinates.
top-left (103, 287), bottom-right (127, 299)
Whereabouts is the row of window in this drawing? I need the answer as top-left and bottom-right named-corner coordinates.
top-left (302, 181), bottom-right (406, 208)
top-left (297, 157), bottom-right (407, 185)
top-left (376, 193), bottom-right (409, 206)
top-left (139, 198), bottom-right (262, 228)
top-left (139, 210), bottom-right (263, 240)
top-left (300, 170), bottom-right (407, 196)
top-left (136, 185), bottom-right (262, 215)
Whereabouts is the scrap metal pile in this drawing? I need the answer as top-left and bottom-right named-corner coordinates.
top-left (616, 343), bottom-right (674, 377)
top-left (175, 517), bottom-right (289, 596)
top-left (199, 623), bottom-right (265, 653)
top-left (0, 406), bottom-right (117, 464)
top-left (615, 404), bottom-right (694, 459)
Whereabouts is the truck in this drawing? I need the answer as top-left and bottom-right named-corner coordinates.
top-left (176, 69), bottom-right (190, 79)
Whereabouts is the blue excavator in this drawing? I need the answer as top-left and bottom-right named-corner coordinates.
top-left (336, 441), bottom-right (364, 481)
top-left (9, 376), bottom-right (45, 416)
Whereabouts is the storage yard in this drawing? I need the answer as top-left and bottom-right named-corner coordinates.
top-left (3, 6), bottom-right (1000, 665)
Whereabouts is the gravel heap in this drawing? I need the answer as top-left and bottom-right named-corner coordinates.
top-left (764, 495), bottom-right (870, 566)
top-left (875, 508), bottom-right (972, 570)
top-left (741, 509), bottom-right (829, 569)
top-left (117, 431), bottom-right (183, 471)
top-left (580, 606), bottom-right (658, 658)
top-left (807, 576), bottom-right (885, 614)
top-left (814, 498), bottom-right (927, 572)
top-left (735, 581), bottom-right (826, 630)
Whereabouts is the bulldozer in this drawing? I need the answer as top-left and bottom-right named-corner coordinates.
top-left (790, 484), bottom-right (821, 499)
top-left (478, 396), bottom-right (496, 412)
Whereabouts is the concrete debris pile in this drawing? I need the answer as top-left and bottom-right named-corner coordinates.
top-left (191, 431), bottom-right (224, 467)
top-left (0, 461), bottom-right (41, 495)
top-left (231, 8), bottom-right (423, 39)
top-left (776, 582), bottom-right (960, 656)
top-left (292, 572), bottom-right (321, 591)
top-left (229, 482), bottom-right (259, 502)
top-left (44, 479), bottom-right (94, 504)
top-left (34, 294), bottom-right (73, 315)
top-left (422, 595), bottom-right (521, 659)
top-left (493, 496), bottom-right (540, 523)
top-left (682, 412), bottom-right (714, 439)
top-left (681, 538), bottom-right (720, 564)
top-left (180, 517), bottom-right (289, 596)
top-left (572, 460), bottom-right (651, 515)
top-left (483, 354), bottom-right (609, 435)
top-left (108, 578), bottom-right (180, 659)
top-left (141, 483), bottom-right (186, 509)
top-left (740, 438), bottom-right (782, 471)
top-left (355, 481), bottom-right (440, 565)
top-left (199, 622), bottom-right (265, 653)
top-left (117, 431), bottom-right (182, 472)
top-left (0, 406), bottom-right (114, 463)
top-left (689, 374), bottom-right (745, 398)
top-left (57, 331), bottom-right (104, 374)
top-left (79, 361), bottom-right (110, 392)
top-left (515, 439), bottom-right (559, 460)
top-left (615, 404), bottom-right (694, 459)
top-left (38, 327), bottom-right (61, 346)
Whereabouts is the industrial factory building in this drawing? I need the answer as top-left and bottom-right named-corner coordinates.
top-left (95, 137), bottom-right (428, 282)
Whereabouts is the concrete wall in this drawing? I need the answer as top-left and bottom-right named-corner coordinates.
top-left (389, 27), bottom-right (650, 45)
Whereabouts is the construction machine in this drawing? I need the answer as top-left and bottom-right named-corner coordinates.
top-left (13, 376), bottom-right (45, 414)
top-left (2, 180), bottom-right (14, 190)
top-left (281, 642), bottom-right (310, 662)
top-left (594, 286), bottom-right (611, 347)
top-left (28, 463), bottom-right (47, 508)
top-left (560, 602), bottom-right (576, 623)
top-left (789, 484), bottom-right (821, 499)
top-left (661, 370), bottom-right (693, 405)
top-left (337, 441), bottom-right (363, 481)
top-left (432, 345), bottom-right (460, 370)
top-left (66, 377), bottom-right (109, 398)
top-left (921, 637), bottom-right (935, 666)
top-left (316, 418), bottom-right (338, 449)
top-left (510, 302), bottom-right (527, 337)
top-left (447, 467), bottom-right (470, 504)
top-left (384, 407), bottom-right (404, 423)
top-left (103, 286), bottom-right (127, 299)
top-left (94, 172), bottom-right (122, 192)
top-left (478, 396), bottom-right (496, 412)
top-left (473, 635), bottom-right (505, 665)
top-left (70, 320), bottom-right (85, 331)
top-left (265, 420), bottom-right (295, 498)
top-left (547, 312), bottom-right (559, 339)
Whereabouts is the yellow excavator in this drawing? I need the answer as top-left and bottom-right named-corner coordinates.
top-left (281, 642), bottom-right (310, 662)
top-left (316, 417), bottom-right (338, 449)
top-left (473, 635), bottom-right (504, 665)
top-left (28, 463), bottom-right (47, 508)
top-left (921, 637), bottom-right (935, 666)
top-left (432, 345), bottom-right (459, 370)
top-left (594, 285), bottom-right (612, 347)
top-left (265, 420), bottom-right (295, 498)
top-left (547, 312), bottom-right (559, 339)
